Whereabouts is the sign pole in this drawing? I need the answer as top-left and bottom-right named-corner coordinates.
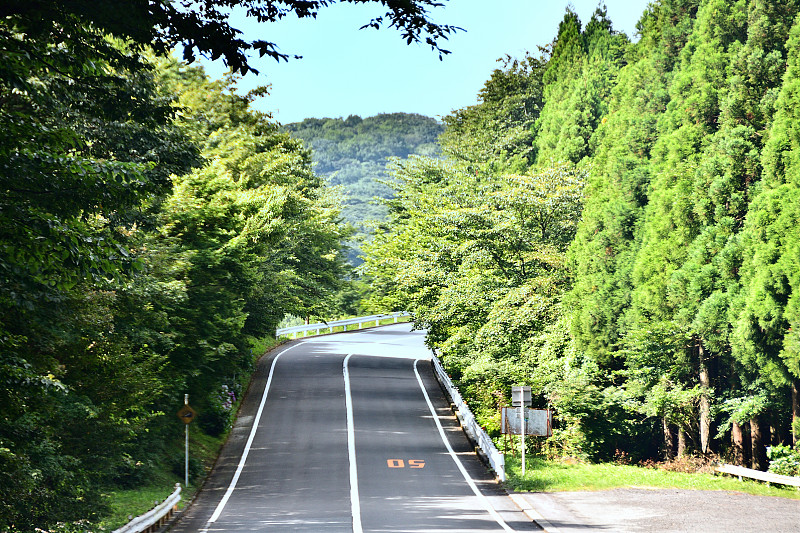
top-left (185, 394), bottom-right (189, 488)
top-left (520, 406), bottom-right (526, 476)
top-left (177, 394), bottom-right (196, 487)
top-left (512, 386), bottom-right (531, 478)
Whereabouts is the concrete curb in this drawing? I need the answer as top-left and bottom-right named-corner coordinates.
top-left (508, 493), bottom-right (564, 533)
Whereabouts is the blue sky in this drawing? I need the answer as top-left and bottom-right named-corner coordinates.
top-left (199, 1), bottom-right (653, 124)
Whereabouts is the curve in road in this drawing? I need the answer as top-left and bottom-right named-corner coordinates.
top-left (170, 324), bottom-right (536, 532)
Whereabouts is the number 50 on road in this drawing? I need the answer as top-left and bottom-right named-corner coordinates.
top-left (387, 459), bottom-right (425, 468)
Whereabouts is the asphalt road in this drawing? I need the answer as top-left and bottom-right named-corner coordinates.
top-left (169, 324), bottom-right (537, 532)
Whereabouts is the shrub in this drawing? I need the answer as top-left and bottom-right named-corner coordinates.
top-left (767, 444), bottom-right (800, 477)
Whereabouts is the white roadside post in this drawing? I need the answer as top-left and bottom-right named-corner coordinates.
top-left (511, 386), bottom-right (532, 476)
top-left (177, 395), bottom-right (197, 488)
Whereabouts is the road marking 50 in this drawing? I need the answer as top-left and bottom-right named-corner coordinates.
top-left (387, 459), bottom-right (425, 468)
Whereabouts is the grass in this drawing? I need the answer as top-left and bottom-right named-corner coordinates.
top-left (248, 334), bottom-right (281, 357)
top-left (100, 480), bottom-right (183, 530)
top-left (98, 336), bottom-right (281, 529)
top-left (98, 428), bottom-right (229, 530)
top-left (504, 456), bottom-right (800, 500)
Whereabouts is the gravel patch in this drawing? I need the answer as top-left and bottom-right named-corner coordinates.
top-left (515, 488), bottom-right (800, 532)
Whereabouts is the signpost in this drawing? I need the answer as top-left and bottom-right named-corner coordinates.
top-left (501, 407), bottom-right (552, 437)
top-left (177, 394), bottom-right (196, 488)
top-left (511, 386), bottom-right (532, 476)
top-left (505, 387), bottom-right (552, 477)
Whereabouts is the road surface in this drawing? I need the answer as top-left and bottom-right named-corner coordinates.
top-left (169, 324), bottom-right (537, 532)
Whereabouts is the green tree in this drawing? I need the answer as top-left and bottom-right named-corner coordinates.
top-left (284, 113), bottom-right (444, 235)
top-left (735, 8), bottom-right (800, 445)
top-left (535, 7), bottom-right (628, 166)
top-left (1, 0), bottom-right (460, 75)
top-left (439, 53), bottom-right (546, 174)
top-left (151, 62), bottom-right (349, 431)
top-left (0, 47), bottom-right (199, 533)
top-left (625, 0), bottom-right (751, 456)
top-left (568, 0), bottom-right (699, 370)
top-left (362, 159), bottom-right (586, 432)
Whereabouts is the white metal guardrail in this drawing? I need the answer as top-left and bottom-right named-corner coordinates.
top-left (275, 312), bottom-right (410, 338)
top-left (113, 483), bottom-right (181, 533)
top-left (716, 463), bottom-right (800, 488)
top-left (430, 352), bottom-right (506, 482)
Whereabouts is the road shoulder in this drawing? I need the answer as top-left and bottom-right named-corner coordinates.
top-left (510, 487), bottom-right (800, 533)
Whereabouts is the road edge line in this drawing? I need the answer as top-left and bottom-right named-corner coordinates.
top-left (413, 359), bottom-right (514, 532)
top-left (202, 341), bottom-right (305, 528)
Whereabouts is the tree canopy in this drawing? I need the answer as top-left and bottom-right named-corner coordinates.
top-left (1, 0), bottom-right (446, 528)
top-left (284, 113), bottom-right (443, 233)
top-left (1, 0), bottom-right (460, 75)
top-left (362, 0), bottom-right (800, 464)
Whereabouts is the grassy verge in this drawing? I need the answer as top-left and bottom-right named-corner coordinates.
top-left (98, 335), bottom-right (280, 529)
top-left (504, 456), bottom-right (800, 500)
top-left (100, 478), bottom-right (184, 530)
top-left (98, 422), bottom-right (228, 529)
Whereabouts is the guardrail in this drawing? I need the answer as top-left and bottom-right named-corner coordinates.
top-left (276, 312), bottom-right (410, 339)
top-left (716, 464), bottom-right (800, 488)
top-left (113, 483), bottom-right (181, 533)
top-left (430, 352), bottom-right (506, 482)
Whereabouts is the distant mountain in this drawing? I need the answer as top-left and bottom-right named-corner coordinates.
top-left (284, 113), bottom-right (443, 231)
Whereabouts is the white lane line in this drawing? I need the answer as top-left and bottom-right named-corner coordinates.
top-left (202, 341), bottom-right (305, 529)
top-left (413, 359), bottom-right (514, 532)
top-left (343, 353), bottom-right (364, 533)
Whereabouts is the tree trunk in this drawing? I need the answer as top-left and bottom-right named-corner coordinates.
top-left (677, 427), bottom-right (687, 457)
top-left (771, 419), bottom-right (786, 445)
top-left (663, 418), bottom-right (675, 461)
top-left (750, 416), bottom-right (767, 471)
top-left (793, 380), bottom-right (799, 446)
top-left (698, 346), bottom-right (712, 455)
top-left (731, 420), bottom-right (748, 466)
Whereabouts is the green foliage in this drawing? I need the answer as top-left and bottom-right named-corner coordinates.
top-left (534, 7), bottom-right (629, 166)
top-left (567, 0), bottom-right (697, 366)
top-left (362, 154), bottom-right (588, 441)
top-left (440, 53), bottom-right (546, 173)
top-left (767, 443), bottom-right (800, 477)
top-left (1, 0), bottom-right (460, 76)
top-left (364, 0), bottom-right (800, 465)
top-left (734, 9), bottom-right (800, 401)
top-left (284, 113), bottom-right (444, 239)
top-left (1, 33), bottom-right (348, 533)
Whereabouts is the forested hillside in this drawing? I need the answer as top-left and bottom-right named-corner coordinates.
top-left (363, 0), bottom-right (800, 468)
top-left (284, 113), bottom-right (443, 229)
